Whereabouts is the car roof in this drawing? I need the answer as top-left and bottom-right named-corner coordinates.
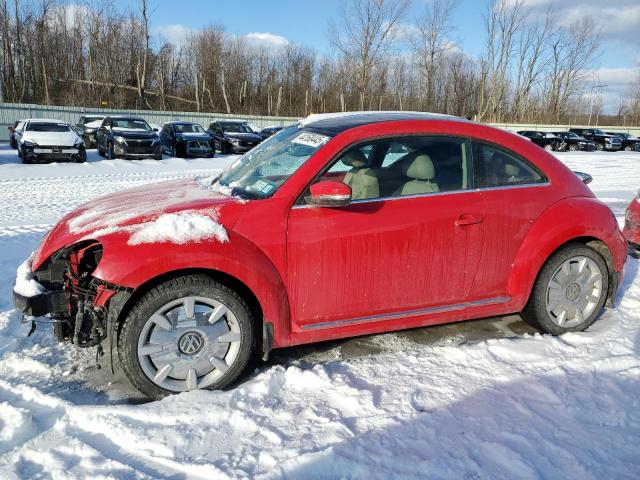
top-left (166, 121), bottom-right (200, 125)
top-left (299, 111), bottom-right (466, 135)
top-left (24, 118), bottom-right (68, 123)
top-left (217, 119), bottom-right (249, 124)
top-left (108, 116), bottom-right (145, 121)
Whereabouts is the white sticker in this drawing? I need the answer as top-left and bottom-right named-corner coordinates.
top-left (252, 179), bottom-right (275, 194)
top-left (292, 132), bottom-right (330, 148)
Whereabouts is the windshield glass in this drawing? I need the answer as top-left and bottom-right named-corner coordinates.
top-left (112, 118), bottom-right (151, 131)
top-left (221, 122), bottom-right (253, 134)
top-left (174, 123), bottom-right (206, 134)
top-left (593, 129), bottom-right (605, 135)
top-left (26, 122), bottom-right (71, 132)
top-left (214, 126), bottom-right (332, 199)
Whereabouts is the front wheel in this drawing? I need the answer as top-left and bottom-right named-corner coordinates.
top-left (595, 142), bottom-right (604, 151)
top-left (523, 244), bottom-right (609, 335)
top-left (118, 275), bottom-right (255, 399)
top-left (543, 143), bottom-right (554, 151)
top-left (624, 145), bottom-right (632, 151)
top-left (568, 144), bottom-right (578, 152)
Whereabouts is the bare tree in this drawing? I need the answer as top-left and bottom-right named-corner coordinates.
top-left (328, 0), bottom-right (409, 110)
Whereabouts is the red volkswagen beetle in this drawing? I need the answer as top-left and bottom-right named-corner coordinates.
top-left (14, 112), bottom-right (627, 398)
top-left (623, 190), bottom-right (640, 257)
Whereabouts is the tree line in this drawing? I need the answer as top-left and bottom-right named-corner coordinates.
top-left (1, 0), bottom-right (639, 125)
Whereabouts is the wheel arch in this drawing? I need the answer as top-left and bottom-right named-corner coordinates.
top-left (507, 197), bottom-right (626, 311)
top-left (112, 267), bottom-right (271, 357)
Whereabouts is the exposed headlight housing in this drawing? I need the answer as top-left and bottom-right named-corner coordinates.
top-left (23, 140), bottom-right (38, 147)
top-left (114, 136), bottom-right (127, 145)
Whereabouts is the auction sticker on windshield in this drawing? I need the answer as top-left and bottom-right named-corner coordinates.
top-left (292, 132), bottom-right (330, 148)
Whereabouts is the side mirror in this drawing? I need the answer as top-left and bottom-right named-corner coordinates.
top-left (153, 127), bottom-right (159, 132)
top-left (573, 171), bottom-right (593, 185)
top-left (306, 180), bottom-right (352, 207)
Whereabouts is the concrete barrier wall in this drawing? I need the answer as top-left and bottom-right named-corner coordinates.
top-left (1, 102), bottom-right (638, 143)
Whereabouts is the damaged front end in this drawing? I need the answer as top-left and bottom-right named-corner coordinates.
top-left (14, 242), bottom-right (130, 349)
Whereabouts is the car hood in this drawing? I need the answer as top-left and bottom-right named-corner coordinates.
top-left (177, 133), bottom-right (211, 141)
top-left (32, 178), bottom-right (247, 270)
top-left (111, 128), bottom-right (157, 139)
top-left (224, 132), bottom-right (262, 142)
top-left (23, 131), bottom-right (78, 147)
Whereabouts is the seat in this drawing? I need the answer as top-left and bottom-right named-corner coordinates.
top-left (503, 163), bottom-right (523, 183)
top-left (393, 154), bottom-right (439, 196)
top-left (341, 149), bottom-right (379, 200)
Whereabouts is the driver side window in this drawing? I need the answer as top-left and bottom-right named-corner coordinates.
top-left (312, 136), bottom-right (471, 201)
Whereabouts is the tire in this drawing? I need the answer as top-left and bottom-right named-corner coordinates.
top-left (595, 142), bottom-right (604, 151)
top-left (20, 146), bottom-right (31, 164)
top-left (523, 243), bottom-right (609, 335)
top-left (543, 143), bottom-right (554, 152)
top-left (107, 143), bottom-right (116, 159)
top-left (118, 275), bottom-right (255, 399)
top-left (624, 145), bottom-right (632, 151)
top-left (97, 142), bottom-right (105, 157)
top-left (76, 148), bottom-right (87, 163)
top-left (171, 145), bottom-right (178, 158)
top-left (10, 138), bottom-right (17, 149)
top-left (154, 154), bottom-right (163, 160)
top-left (53, 321), bottom-right (72, 342)
top-left (568, 144), bottom-right (578, 152)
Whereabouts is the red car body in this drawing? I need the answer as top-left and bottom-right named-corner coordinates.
top-left (25, 116), bottom-right (627, 352)
top-left (623, 193), bottom-right (640, 255)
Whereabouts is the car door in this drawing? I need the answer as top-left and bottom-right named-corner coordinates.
top-left (97, 118), bottom-right (110, 149)
top-left (469, 140), bottom-right (550, 301)
top-left (160, 124), bottom-right (173, 153)
top-left (286, 135), bottom-right (486, 330)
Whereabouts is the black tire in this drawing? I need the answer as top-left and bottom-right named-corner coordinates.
top-left (53, 320), bottom-right (72, 342)
top-left (154, 154), bottom-right (163, 160)
top-left (568, 144), bottom-right (578, 152)
top-left (624, 145), bottom-right (632, 152)
top-left (222, 142), bottom-right (230, 154)
top-left (595, 142), bottom-right (604, 151)
top-left (20, 146), bottom-right (31, 164)
top-left (76, 148), bottom-right (87, 163)
top-left (98, 141), bottom-right (105, 157)
top-left (107, 143), bottom-right (116, 159)
top-left (10, 138), bottom-right (17, 149)
top-left (171, 145), bottom-right (178, 158)
top-left (543, 143), bottom-right (554, 151)
top-left (523, 243), bottom-right (609, 335)
top-left (118, 275), bottom-right (255, 399)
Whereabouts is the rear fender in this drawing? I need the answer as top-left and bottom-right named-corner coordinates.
top-left (92, 230), bottom-right (292, 348)
top-left (507, 196), bottom-right (626, 310)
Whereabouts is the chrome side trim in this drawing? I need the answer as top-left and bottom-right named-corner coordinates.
top-left (291, 183), bottom-right (550, 209)
top-left (300, 296), bottom-right (511, 331)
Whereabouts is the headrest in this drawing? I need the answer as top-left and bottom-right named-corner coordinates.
top-left (404, 154), bottom-right (435, 180)
top-left (341, 149), bottom-right (367, 168)
top-left (504, 163), bottom-right (520, 177)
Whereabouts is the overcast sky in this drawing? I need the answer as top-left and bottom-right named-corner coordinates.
top-left (120, 0), bottom-right (639, 113)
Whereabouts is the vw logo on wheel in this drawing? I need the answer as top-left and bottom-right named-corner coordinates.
top-left (178, 331), bottom-right (205, 355)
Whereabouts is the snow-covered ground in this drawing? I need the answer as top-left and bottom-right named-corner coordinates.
top-left (0, 147), bottom-right (638, 479)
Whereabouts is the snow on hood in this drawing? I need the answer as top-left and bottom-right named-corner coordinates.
top-left (32, 178), bottom-right (247, 269)
top-left (14, 255), bottom-right (45, 298)
top-left (84, 120), bottom-right (103, 129)
top-left (22, 130), bottom-right (79, 147)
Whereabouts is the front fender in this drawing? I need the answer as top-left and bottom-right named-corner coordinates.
top-left (507, 196), bottom-right (627, 310)
top-left (92, 230), bottom-right (292, 347)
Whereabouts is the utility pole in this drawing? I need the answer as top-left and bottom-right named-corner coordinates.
top-left (587, 84), bottom-right (607, 126)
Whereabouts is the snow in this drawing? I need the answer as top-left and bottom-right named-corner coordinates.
top-left (0, 146), bottom-right (639, 478)
top-left (128, 211), bottom-right (228, 245)
top-left (83, 120), bottom-right (103, 129)
top-left (12, 256), bottom-right (44, 298)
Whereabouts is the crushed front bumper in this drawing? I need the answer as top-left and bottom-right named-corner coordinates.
top-left (13, 288), bottom-right (67, 317)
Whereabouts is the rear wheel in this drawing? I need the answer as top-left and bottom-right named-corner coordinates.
top-left (624, 145), bottom-right (632, 151)
top-left (543, 143), bottom-right (554, 151)
top-left (118, 275), bottom-right (255, 398)
top-left (523, 244), bottom-right (609, 335)
top-left (595, 142), bottom-right (604, 151)
top-left (568, 143), bottom-right (578, 152)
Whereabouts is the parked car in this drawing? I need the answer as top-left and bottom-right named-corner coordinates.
top-left (75, 115), bottom-right (106, 148)
top-left (8, 119), bottom-right (24, 149)
top-left (207, 120), bottom-right (263, 154)
top-left (14, 112), bottom-right (627, 398)
top-left (605, 132), bottom-right (640, 152)
top-left (568, 128), bottom-right (622, 151)
top-left (159, 121), bottom-right (214, 158)
top-left (516, 131), bottom-right (563, 151)
top-left (96, 116), bottom-right (162, 160)
top-left (258, 126), bottom-right (284, 140)
top-left (17, 119), bottom-right (86, 164)
top-left (623, 190), bottom-right (640, 257)
top-left (552, 131), bottom-right (596, 152)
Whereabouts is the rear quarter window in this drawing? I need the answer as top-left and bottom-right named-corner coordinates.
top-left (472, 142), bottom-right (546, 188)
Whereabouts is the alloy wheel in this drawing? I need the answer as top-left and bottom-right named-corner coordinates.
top-left (545, 256), bottom-right (604, 328)
top-left (137, 296), bottom-right (242, 392)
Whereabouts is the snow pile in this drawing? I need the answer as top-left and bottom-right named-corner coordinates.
top-left (128, 211), bottom-right (228, 245)
top-left (12, 256), bottom-right (44, 298)
top-left (83, 120), bottom-right (103, 129)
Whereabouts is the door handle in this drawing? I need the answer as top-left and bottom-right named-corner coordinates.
top-left (455, 213), bottom-right (483, 227)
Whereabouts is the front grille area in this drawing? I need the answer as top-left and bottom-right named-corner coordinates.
top-left (188, 141), bottom-right (210, 148)
top-left (239, 141), bottom-right (257, 147)
top-left (126, 139), bottom-right (153, 148)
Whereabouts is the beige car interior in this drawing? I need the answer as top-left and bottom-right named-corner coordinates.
top-left (341, 149), bottom-right (380, 200)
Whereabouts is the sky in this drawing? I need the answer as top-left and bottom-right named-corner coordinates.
top-left (117, 0), bottom-right (640, 113)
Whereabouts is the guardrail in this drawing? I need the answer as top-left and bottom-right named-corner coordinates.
top-left (1, 102), bottom-right (638, 142)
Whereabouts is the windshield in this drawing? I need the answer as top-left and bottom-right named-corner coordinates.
top-left (214, 126), bottom-right (332, 199)
top-left (112, 118), bottom-right (151, 131)
top-left (26, 122), bottom-right (71, 132)
top-left (175, 123), bottom-right (206, 134)
top-left (221, 122), bottom-right (253, 134)
top-left (593, 129), bottom-right (605, 135)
